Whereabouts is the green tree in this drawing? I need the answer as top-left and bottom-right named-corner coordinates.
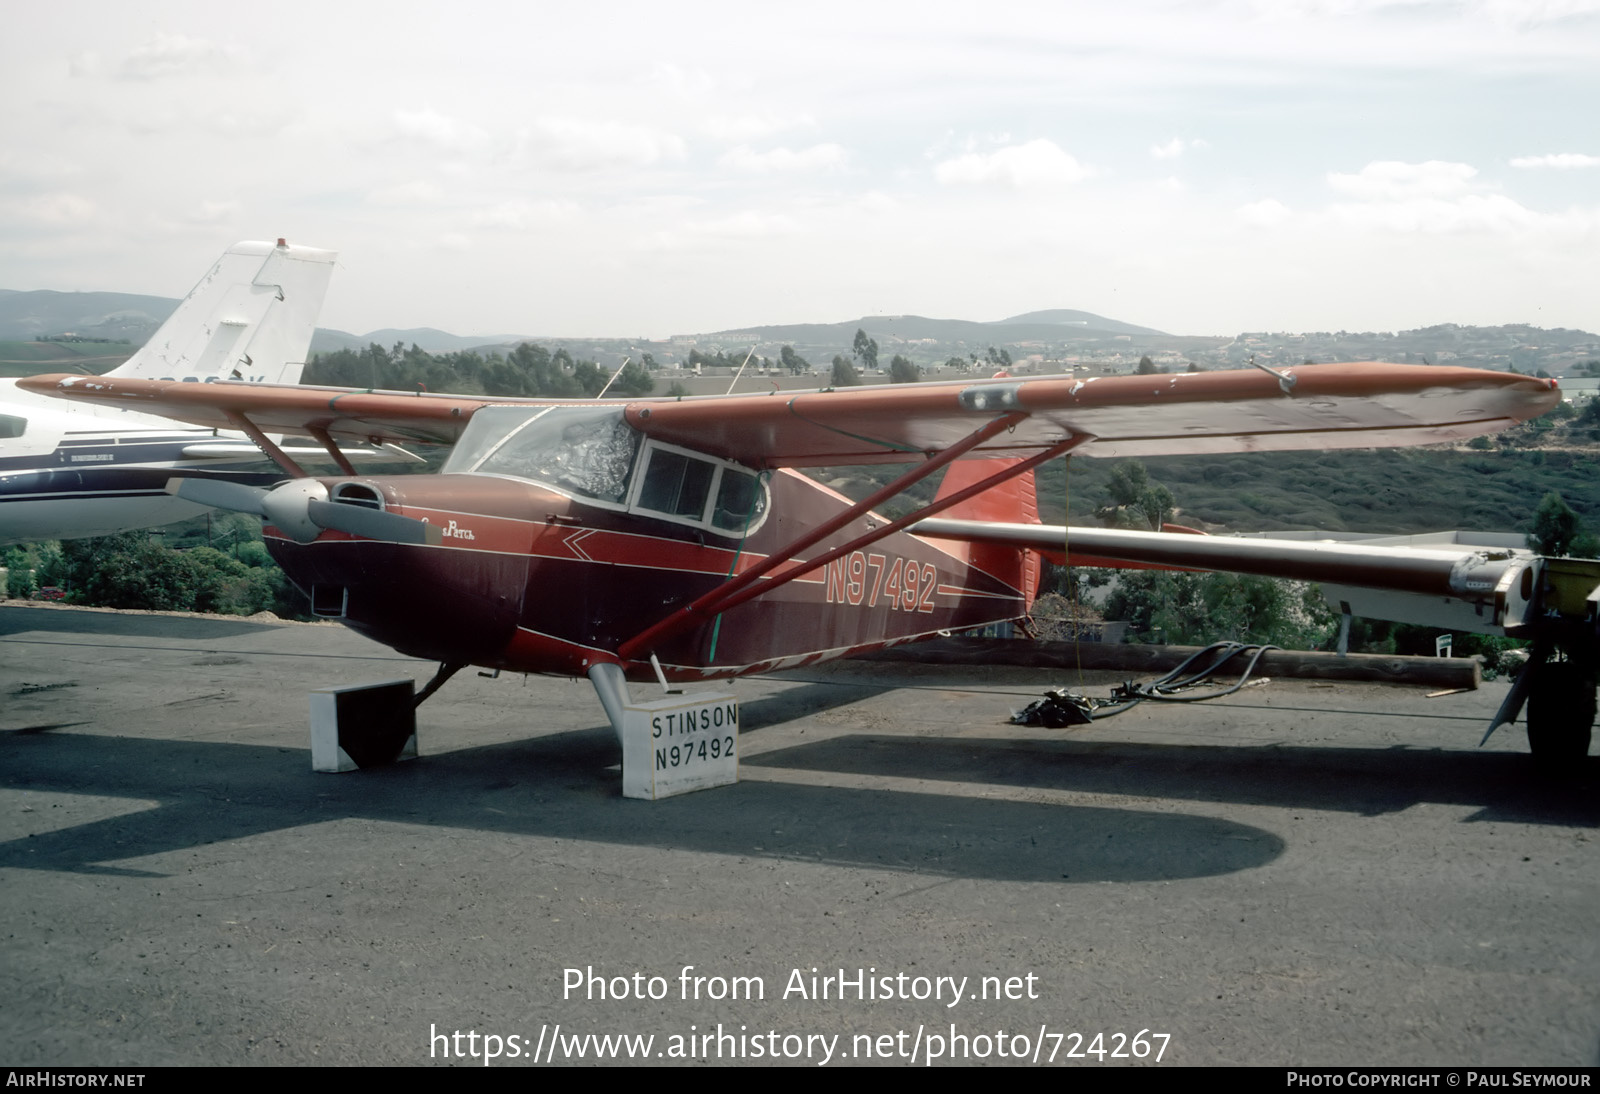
top-left (571, 360), bottom-right (607, 396)
top-left (1103, 569), bottom-right (1334, 648)
top-left (831, 355), bottom-right (862, 387)
top-left (187, 547), bottom-right (276, 615)
top-left (985, 346), bottom-right (1012, 368)
top-left (779, 345), bottom-right (810, 375)
top-left (852, 329), bottom-right (879, 372)
top-left (1097, 461), bottom-right (1175, 531)
top-left (1137, 355), bottom-right (1159, 375)
top-left (609, 361), bottom-right (655, 396)
top-left (889, 355), bottom-right (919, 383)
top-left (63, 533), bottom-right (202, 611)
top-left (33, 541), bottom-right (65, 587)
top-left (4, 546), bottom-right (36, 598)
top-left (1528, 492), bottom-right (1600, 558)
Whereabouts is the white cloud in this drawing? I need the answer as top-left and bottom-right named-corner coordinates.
top-left (718, 144), bottom-right (847, 173)
top-left (856, 191), bottom-right (899, 215)
top-left (1236, 198), bottom-right (1292, 227)
top-left (690, 211), bottom-right (801, 239)
top-left (25, 193), bottom-right (99, 226)
top-left (1319, 159), bottom-right (1567, 235)
top-left (934, 140), bottom-right (1091, 188)
top-left (640, 210), bottom-right (802, 251)
top-left (1327, 160), bottom-right (1478, 201)
top-left (393, 108), bottom-right (488, 152)
top-left (184, 200), bottom-right (240, 225)
top-left (701, 113), bottom-right (816, 142)
top-left (467, 200), bottom-right (579, 230)
top-left (1330, 192), bottom-right (1542, 234)
top-left (1510, 152), bottom-right (1600, 169)
top-left (115, 34), bottom-right (238, 81)
top-left (1470, 0), bottom-right (1600, 28)
top-left (1150, 137), bottom-right (1207, 159)
top-left (67, 51), bottom-right (102, 78)
top-left (368, 181), bottom-right (445, 207)
top-left (641, 63), bottom-right (716, 99)
top-left (0, 150), bottom-right (84, 187)
top-left (519, 118), bottom-right (687, 172)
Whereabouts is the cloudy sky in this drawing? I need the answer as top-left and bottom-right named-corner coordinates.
top-left (5, 1), bottom-right (1598, 340)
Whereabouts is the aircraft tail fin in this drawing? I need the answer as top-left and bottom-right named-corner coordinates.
top-left (931, 459), bottom-right (1043, 608)
top-left (110, 239), bottom-right (337, 386)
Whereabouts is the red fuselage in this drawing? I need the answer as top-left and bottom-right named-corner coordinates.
top-left (266, 469), bottom-right (1028, 682)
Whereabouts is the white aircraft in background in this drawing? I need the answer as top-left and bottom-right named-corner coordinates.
top-left (0, 239), bottom-right (342, 544)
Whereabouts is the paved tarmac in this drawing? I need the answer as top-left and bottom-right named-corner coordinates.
top-left (2, 602), bottom-right (1597, 1067)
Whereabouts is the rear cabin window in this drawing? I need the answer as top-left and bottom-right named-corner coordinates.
top-left (710, 465), bottom-right (767, 534)
top-left (632, 442), bottom-right (769, 536)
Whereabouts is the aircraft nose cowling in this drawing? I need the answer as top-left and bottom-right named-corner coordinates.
top-left (260, 479), bottom-right (330, 543)
top-left (264, 473), bottom-right (535, 666)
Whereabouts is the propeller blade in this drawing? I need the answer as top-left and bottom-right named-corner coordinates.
top-left (307, 499), bottom-right (441, 545)
top-left (165, 477), bottom-right (269, 515)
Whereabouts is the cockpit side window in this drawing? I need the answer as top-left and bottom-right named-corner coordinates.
top-left (638, 448), bottom-right (715, 519)
top-left (0, 414), bottom-right (24, 440)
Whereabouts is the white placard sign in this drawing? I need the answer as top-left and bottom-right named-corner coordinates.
top-left (621, 691), bottom-right (739, 800)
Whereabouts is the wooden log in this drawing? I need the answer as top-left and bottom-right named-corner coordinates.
top-left (855, 637), bottom-right (1480, 689)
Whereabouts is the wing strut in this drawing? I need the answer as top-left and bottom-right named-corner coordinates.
top-left (225, 410), bottom-right (308, 478)
top-left (617, 418), bottom-right (1087, 661)
top-left (307, 425), bottom-right (359, 476)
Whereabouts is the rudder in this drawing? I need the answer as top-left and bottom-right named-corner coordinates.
top-left (931, 459), bottom-right (1043, 609)
top-left (110, 239), bottom-right (337, 385)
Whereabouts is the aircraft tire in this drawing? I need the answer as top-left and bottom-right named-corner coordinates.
top-left (1525, 659), bottom-right (1596, 769)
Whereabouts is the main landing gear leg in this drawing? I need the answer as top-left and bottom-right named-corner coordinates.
top-left (587, 663), bottom-right (629, 745)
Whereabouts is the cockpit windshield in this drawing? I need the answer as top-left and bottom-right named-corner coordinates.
top-left (444, 406), bottom-right (638, 504)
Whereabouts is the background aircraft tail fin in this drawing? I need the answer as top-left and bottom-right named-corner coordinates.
top-left (110, 240), bottom-right (337, 386)
top-left (931, 458), bottom-right (1043, 608)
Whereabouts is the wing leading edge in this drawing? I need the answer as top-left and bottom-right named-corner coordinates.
top-left (19, 362), bottom-right (1557, 465)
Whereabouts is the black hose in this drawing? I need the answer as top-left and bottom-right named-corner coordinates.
top-left (1011, 641), bottom-right (1280, 725)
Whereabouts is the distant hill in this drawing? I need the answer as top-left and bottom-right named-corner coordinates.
top-left (3, 282), bottom-right (1593, 375)
top-left (698, 309), bottom-right (1165, 348)
top-left (0, 290), bottom-right (178, 342)
top-left (996, 309), bottom-right (1163, 335)
top-left (310, 327), bottom-right (535, 354)
top-left (0, 290), bottom-right (537, 355)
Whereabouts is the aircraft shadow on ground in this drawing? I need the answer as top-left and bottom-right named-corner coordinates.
top-left (738, 680), bottom-right (897, 733)
top-left (0, 729), bottom-right (1280, 884)
top-left (745, 733), bottom-right (1600, 827)
top-left (0, 606), bottom-right (278, 641)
